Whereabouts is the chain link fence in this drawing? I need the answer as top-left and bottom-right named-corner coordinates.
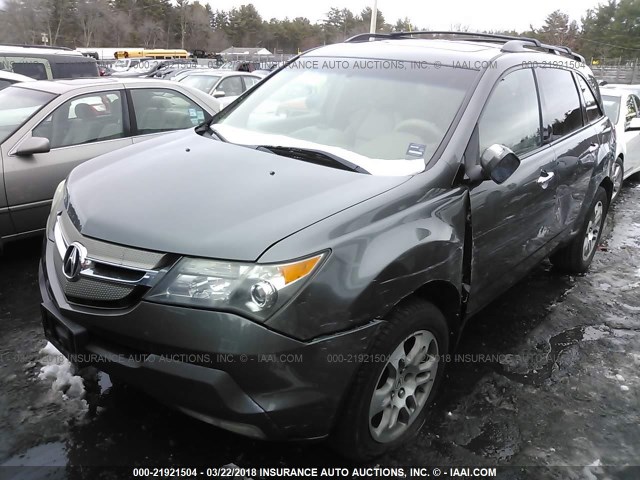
top-left (590, 59), bottom-right (640, 84)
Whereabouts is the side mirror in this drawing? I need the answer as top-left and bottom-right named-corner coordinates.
top-left (14, 136), bottom-right (51, 156)
top-left (212, 90), bottom-right (225, 98)
top-left (626, 117), bottom-right (640, 131)
top-left (480, 144), bottom-right (521, 184)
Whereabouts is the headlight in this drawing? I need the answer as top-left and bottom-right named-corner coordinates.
top-left (145, 253), bottom-right (325, 320)
top-left (46, 180), bottom-right (66, 239)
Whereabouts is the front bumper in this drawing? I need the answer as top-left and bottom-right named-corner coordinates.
top-left (40, 242), bottom-right (382, 440)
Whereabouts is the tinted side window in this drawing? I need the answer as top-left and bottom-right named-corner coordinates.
top-left (536, 68), bottom-right (583, 142)
top-left (626, 95), bottom-right (638, 122)
top-left (576, 75), bottom-right (602, 123)
top-left (12, 62), bottom-right (47, 80)
top-left (479, 68), bottom-right (541, 156)
top-left (53, 61), bottom-right (99, 79)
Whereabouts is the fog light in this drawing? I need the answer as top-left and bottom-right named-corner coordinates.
top-left (250, 281), bottom-right (277, 309)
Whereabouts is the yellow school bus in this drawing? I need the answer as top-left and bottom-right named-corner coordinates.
top-left (114, 49), bottom-right (189, 60)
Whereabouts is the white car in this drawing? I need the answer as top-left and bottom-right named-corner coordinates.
top-left (600, 87), bottom-right (640, 200)
top-left (0, 70), bottom-right (35, 90)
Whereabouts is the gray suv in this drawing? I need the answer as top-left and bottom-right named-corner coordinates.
top-left (39, 32), bottom-right (615, 460)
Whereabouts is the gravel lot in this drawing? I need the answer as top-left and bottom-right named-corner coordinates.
top-left (1, 179), bottom-right (639, 480)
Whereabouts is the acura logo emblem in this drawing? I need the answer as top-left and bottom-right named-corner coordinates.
top-left (62, 242), bottom-right (87, 282)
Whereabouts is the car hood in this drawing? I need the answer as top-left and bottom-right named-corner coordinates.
top-left (66, 130), bottom-right (410, 261)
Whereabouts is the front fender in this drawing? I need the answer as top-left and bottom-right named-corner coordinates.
top-left (261, 172), bottom-right (467, 341)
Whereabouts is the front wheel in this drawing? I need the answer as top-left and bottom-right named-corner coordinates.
top-left (550, 186), bottom-right (608, 273)
top-left (611, 157), bottom-right (624, 203)
top-left (332, 298), bottom-right (449, 461)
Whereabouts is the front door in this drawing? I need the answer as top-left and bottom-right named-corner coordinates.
top-left (467, 67), bottom-right (559, 314)
top-left (3, 90), bottom-right (131, 233)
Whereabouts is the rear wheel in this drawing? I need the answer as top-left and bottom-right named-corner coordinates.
top-left (550, 186), bottom-right (608, 273)
top-left (332, 298), bottom-right (449, 461)
top-left (612, 157), bottom-right (624, 202)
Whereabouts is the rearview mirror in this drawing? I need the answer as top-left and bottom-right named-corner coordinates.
top-left (626, 117), bottom-right (640, 131)
top-left (14, 136), bottom-right (51, 156)
top-left (212, 90), bottom-right (225, 98)
top-left (480, 144), bottom-right (521, 184)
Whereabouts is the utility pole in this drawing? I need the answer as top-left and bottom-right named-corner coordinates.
top-left (369, 0), bottom-right (378, 34)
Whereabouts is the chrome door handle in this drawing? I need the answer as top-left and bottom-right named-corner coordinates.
top-left (587, 143), bottom-right (598, 154)
top-left (537, 170), bottom-right (555, 189)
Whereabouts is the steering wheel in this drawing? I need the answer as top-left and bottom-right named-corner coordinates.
top-left (394, 119), bottom-right (441, 141)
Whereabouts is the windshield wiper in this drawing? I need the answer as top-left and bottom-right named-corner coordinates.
top-left (255, 145), bottom-right (370, 174)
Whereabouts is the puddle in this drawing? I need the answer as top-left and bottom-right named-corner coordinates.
top-left (494, 325), bottom-right (612, 386)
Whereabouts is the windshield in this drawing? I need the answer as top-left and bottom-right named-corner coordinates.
top-left (602, 95), bottom-right (621, 123)
top-left (181, 74), bottom-right (221, 93)
top-left (212, 57), bottom-right (477, 175)
top-left (0, 86), bottom-right (55, 143)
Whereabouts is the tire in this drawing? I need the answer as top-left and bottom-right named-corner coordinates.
top-left (611, 157), bottom-right (624, 203)
top-left (331, 298), bottom-right (449, 461)
top-left (550, 186), bottom-right (608, 273)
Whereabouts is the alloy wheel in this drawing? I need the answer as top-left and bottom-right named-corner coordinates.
top-left (612, 162), bottom-right (624, 201)
top-left (368, 330), bottom-right (439, 443)
top-left (582, 200), bottom-right (604, 261)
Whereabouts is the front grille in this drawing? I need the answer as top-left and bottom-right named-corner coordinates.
top-left (59, 213), bottom-right (166, 270)
top-left (53, 213), bottom-right (175, 309)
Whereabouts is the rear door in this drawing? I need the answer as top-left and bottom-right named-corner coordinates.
top-left (468, 67), bottom-right (559, 313)
top-left (3, 89), bottom-right (131, 233)
top-left (536, 68), bottom-right (599, 233)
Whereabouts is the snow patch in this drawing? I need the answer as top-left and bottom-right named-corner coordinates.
top-left (582, 326), bottom-right (609, 341)
top-left (37, 342), bottom-right (86, 399)
top-left (620, 385), bottom-right (630, 392)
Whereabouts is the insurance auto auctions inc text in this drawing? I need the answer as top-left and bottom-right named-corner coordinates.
top-left (258, 467), bottom-right (498, 477)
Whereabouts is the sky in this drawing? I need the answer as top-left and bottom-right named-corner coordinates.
top-left (209, 0), bottom-right (603, 32)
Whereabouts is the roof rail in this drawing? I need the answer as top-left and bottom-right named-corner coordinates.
top-left (344, 31), bottom-right (584, 64)
top-left (501, 39), bottom-right (585, 63)
top-left (0, 43), bottom-right (75, 51)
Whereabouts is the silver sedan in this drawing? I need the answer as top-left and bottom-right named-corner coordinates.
top-left (0, 77), bottom-right (222, 247)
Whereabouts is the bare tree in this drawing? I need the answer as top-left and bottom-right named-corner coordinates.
top-left (0, 0), bottom-right (48, 44)
top-left (77, 0), bottom-right (110, 47)
top-left (139, 18), bottom-right (164, 48)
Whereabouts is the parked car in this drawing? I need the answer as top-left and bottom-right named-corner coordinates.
top-left (148, 60), bottom-right (202, 80)
top-left (40, 33), bottom-right (614, 460)
top-left (0, 77), bottom-right (223, 248)
top-left (600, 87), bottom-right (640, 200)
top-left (178, 70), bottom-right (262, 108)
top-left (218, 60), bottom-right (261, 72)
top-left (0, 70), bottom-right (34, 90)
top-left (0, 44), bottom-right (99, 79)
top-left (110, 57), bottom-right (154, 74)
top-left (111, 59), bottom-right (162, 78)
